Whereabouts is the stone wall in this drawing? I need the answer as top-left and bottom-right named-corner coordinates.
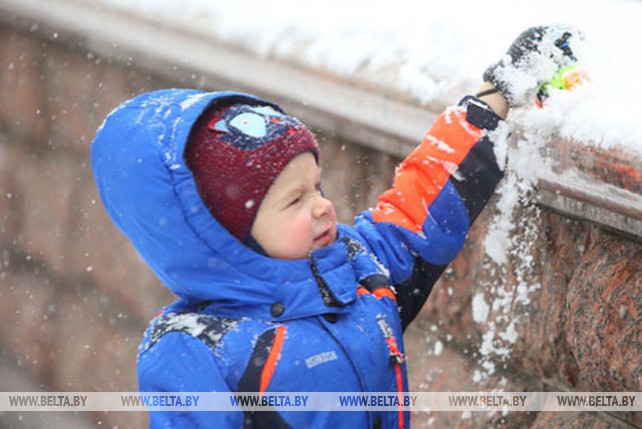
top-left (406, 204), bottom-right (641, 428)
top-left (1, 6), bottom-right (640, 429)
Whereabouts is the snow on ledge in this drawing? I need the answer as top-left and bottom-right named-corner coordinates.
top-left (75, 0), bottom-right (642, 155)
top-left (5, 0), bottom-right (642, 155)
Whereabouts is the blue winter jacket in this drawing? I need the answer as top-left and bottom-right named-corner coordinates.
top-left (91, 89), bottom-right (503, 429)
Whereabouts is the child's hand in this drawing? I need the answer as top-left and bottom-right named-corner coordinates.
top-left (483, 25), bottom-right (584, 107)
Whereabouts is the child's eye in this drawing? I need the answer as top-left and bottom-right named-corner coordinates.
top-left (287, 196), bottom-right (302, 208)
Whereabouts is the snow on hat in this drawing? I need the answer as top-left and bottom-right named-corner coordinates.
top-left (185, 101), bottom-right (319, 241)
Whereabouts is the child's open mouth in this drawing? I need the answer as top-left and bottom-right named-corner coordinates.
top-left (313, 229), bottom-right (334, 247)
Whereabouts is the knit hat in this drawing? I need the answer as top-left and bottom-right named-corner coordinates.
top-left (185, 101), bottom-right (319, 241)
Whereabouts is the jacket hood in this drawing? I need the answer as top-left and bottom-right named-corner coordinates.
top-left (91, 89), bottom-right (357, 321)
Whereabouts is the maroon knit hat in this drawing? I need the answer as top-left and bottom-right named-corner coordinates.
top-left (184, 101), bottom-right (319, 240)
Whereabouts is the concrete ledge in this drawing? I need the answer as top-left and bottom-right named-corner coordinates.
top-left (538, 175), bottom-right (642, 240)
top-left (538, 139), bottom-right (642, 240)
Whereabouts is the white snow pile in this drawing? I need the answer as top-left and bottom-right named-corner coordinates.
top-left (86, 0), bottom-right (642, 154)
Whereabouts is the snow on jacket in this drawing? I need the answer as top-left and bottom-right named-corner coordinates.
top-left (91, 89), bottom-right (503, 429)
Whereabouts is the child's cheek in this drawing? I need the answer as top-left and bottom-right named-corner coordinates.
top-left (288, 213), bottom-right (314, 242)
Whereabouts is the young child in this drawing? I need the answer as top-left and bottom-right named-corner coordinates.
top-left (92, 25), bottom-right (581, 428)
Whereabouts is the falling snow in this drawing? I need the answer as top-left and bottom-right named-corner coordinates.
top-left (4, 3), bottom-right (640, 425)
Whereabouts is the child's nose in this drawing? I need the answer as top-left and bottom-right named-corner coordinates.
top-left (313, 194), bottom-right (334, 218)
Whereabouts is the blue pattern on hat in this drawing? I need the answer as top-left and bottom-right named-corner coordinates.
top-left (211, 104), bottom-right (301, 151)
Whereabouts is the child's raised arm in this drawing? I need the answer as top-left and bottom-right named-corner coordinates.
top-left (351, 25), bottom-right (583, 329)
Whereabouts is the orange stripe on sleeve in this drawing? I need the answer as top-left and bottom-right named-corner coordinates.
top-left (259, 325), bottom-right (287, 394)
top-left (357, 286), bottom-right (370, 296)
top-left (373, 288), bottom-right (397, 302)
top-left (373, 107), bottom-right (482, 231)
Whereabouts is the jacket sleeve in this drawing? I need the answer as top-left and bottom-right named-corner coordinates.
top-left (353, 96), bottom-right (504, 329)
top-left (138, 332), bottom-right (243, 428)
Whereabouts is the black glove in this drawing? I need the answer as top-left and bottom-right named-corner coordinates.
top-left (484, 25), bottom-right (583, 107)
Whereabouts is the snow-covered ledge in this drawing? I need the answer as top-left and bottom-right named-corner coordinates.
top-left (3, 0), bottom-right (639, 239)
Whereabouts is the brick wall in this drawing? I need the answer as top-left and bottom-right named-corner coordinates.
top-left (1, 15), bottom-right (640, 429)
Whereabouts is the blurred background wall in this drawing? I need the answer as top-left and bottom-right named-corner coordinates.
top-left (0, 1), bottom-right (640, 428)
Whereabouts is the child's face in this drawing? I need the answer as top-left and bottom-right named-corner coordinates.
top-left (251, 153), bottom-right (337, 259)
